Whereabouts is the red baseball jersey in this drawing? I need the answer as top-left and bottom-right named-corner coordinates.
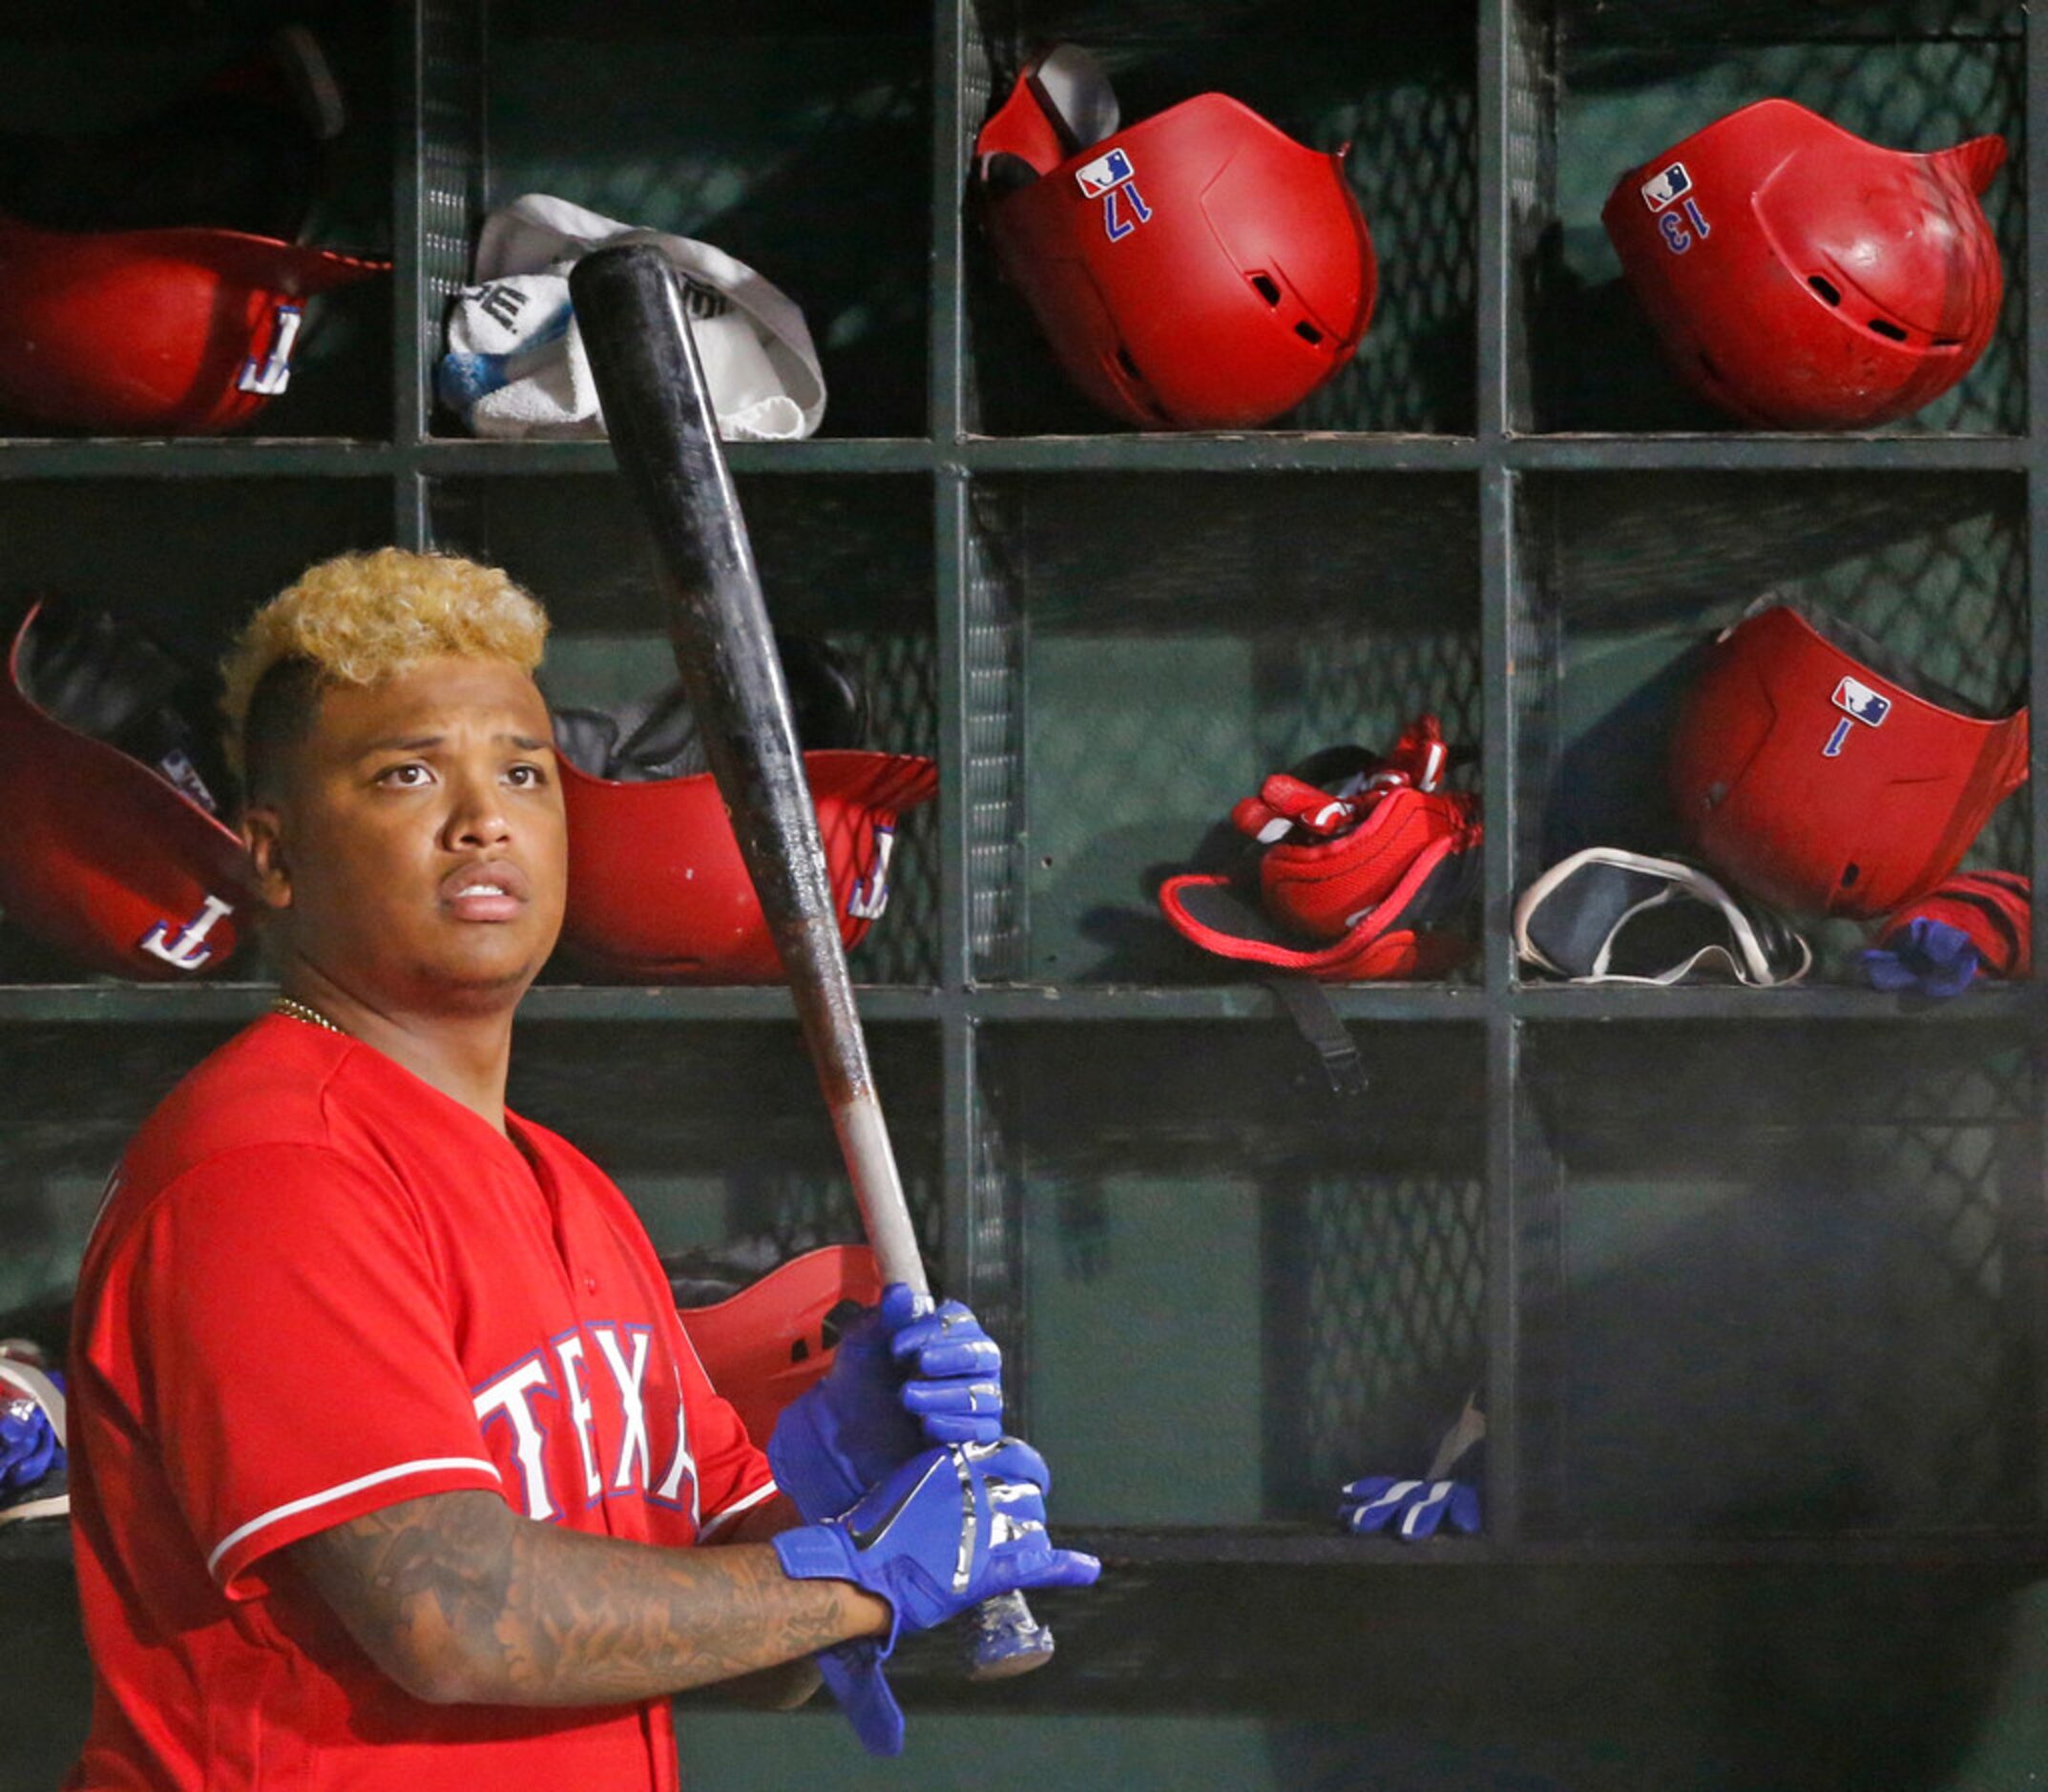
top-left (65, 1015), bottom-right (775, 1791)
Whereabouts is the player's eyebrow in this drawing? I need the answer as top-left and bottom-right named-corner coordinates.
top-left (354, 731), bottom-right (554, 757)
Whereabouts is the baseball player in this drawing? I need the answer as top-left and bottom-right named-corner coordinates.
top-left (63, 548), bottom-right (1096, 1789)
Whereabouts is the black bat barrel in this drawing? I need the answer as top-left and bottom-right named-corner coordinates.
top-left (570, 246), bottom-right (881, 1124)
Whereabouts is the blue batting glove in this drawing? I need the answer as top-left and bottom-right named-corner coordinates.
top-left (0, 1399), bottom-right (60, 1491)
top-left (792, 1433), bottom-right (1085, 1757)
top-left (1861, 917), bottom-right (1981, 999)
top-left (815, 1642), bottom-right (905, 1757)
top-left (775, 1438), bottom-right (1099, 1652)
top-left (768, 1283), bottom-right (1005, 1523)
top-left (1339, 1474), bottom-right (1481, 1540)
top-left (891, 1297), bottom-right (1002, 1446)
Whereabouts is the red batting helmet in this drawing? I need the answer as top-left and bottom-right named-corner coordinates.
top-left (1602, 99), bottom-right (2006, 429)
top-left (972, 44), bottom-right (1376, 429)
top-left (559, 749), bottom-right (938, 983)
top-left (1668, 599), bottom-right (2028, 920)
top-left (677, 1244), bottom-right (885, 1442)
top-left (0, 601), bottom-right (253, 977)
top-left (0, 213), bottom-right (387, 433)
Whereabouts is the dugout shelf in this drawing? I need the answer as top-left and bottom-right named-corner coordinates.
top-left (5, 433), bottom-right (2038, 481)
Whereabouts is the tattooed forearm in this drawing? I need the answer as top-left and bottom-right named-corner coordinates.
top-left (712, 1490), bottom-right (805, 1547)
top-left (284, 1490), bottom-right (886, 1706)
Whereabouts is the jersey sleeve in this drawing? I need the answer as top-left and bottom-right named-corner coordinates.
top-left (128, 1143), bottom-right (505, 1599)
top-left (669, 1321), bottom-right (777, 1541)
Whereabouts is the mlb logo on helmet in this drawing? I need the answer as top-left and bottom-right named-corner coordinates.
top-left (1823, 674), bottom-right (1891, 758)
top-left (236, 302), bottom-right (306, 397)
top-left (1069, 144), bottom-right (1154, 243)
top-left (1075, 146), bottom-right (1153, 242)
top-left (137, 892), bottom-right (238, 972)
top-left (1074, 147), bottom-right (1135, 198)
top-left (1640, 162), bottom-right (1693, 212)
top-left (845, 822), bottom-right (898, 922)
top-left (1832, 676), bottom-right (1891, 728)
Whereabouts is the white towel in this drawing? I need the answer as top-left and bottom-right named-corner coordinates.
top-left (440, 193), bottom-right (825, 442)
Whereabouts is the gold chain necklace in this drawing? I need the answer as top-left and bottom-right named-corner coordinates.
top-left (271, 993), bottom-right (348, 1036)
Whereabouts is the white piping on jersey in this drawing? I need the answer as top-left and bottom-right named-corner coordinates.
top-left (206, 1456), bottom-right (501, 1580)
top-left (695, 1476), bottom-right (779, 1542)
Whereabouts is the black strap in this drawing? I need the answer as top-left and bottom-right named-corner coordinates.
top-left (1263, 972), bottom-right (1369, 1099)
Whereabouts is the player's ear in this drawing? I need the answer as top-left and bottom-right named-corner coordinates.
top-left (240, 805), bottom-right (294, 910)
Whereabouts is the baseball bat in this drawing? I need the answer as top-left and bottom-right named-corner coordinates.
top-left (571, 243), bottom-right (1054, 1680)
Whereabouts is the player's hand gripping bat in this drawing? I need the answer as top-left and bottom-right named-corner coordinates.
top-left (571, 243), bottom-right (1054, 1680)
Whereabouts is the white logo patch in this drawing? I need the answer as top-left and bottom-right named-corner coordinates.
top-left (1640, 161), bottom-right (1693, 213)
top-left (1075, 146), bottom-right (1136, 198)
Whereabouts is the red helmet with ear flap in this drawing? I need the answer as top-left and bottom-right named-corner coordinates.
top-left (0, 213), bottom-right (387, 433)
top-left (972, 44), bottom-right (1376, 429)
top-left (558, 749), bottom-right (938, 983)
top-left (0, 601), bottom-right (252, 978)
top-left (1602, 98), bottom-right (2006, 429)
top-left (675, 1244), bottom-right (886, 1442)
top-left (1668, 599), bottom-right (2028, 920)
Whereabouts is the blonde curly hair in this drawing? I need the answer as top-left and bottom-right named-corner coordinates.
top-left (221, 547), bottom-right (550, 789)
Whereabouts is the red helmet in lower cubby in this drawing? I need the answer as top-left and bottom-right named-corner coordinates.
top-left (0, 213), bottom-right (386, 433)
top-left (673, 1243), bottom-right (885, 1443)
top-left (0, 600), bottom-right (253, 977)
top-left (558, 749), bottom-right (937, 983)
top-left (1602, 98), bottom-right (2005, 429)
top-left (1668, 599), bottom-right (2027, 921)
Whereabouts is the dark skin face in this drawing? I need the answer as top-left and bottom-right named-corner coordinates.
top-left (240, 656), bottom-right (568, 1127)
